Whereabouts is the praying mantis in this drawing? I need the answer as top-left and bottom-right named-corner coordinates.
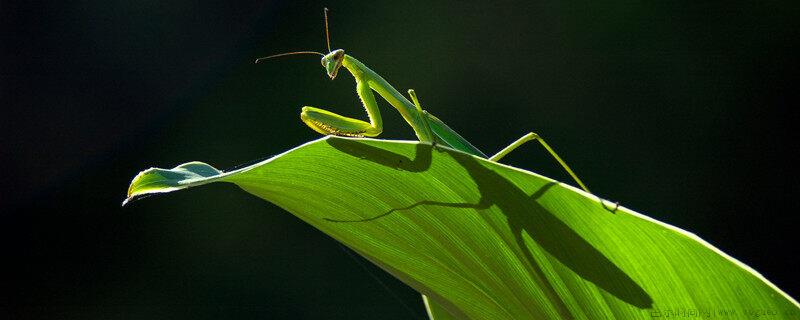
top-left (256, 8), bottom-right (591, 194)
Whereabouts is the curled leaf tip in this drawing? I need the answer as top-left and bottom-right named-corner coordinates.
top-left (124, 161), bottom-right (224, 204)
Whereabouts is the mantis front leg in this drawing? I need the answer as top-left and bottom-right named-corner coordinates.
top-left (301, 78), bottom-right (383, 137)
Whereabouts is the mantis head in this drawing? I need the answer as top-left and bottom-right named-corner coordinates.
top-left (322, 49), bottom-right (345, 80)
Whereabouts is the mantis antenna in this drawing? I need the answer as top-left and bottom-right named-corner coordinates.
top-left (253, 8), bottom-right (334, 64)
top-left (324, 8), bottom-right (332, 52)
top-left (254, 51), bottom-right (323, 64)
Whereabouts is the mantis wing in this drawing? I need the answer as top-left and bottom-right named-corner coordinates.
top-left (426, 113), bottom-right (487, 158)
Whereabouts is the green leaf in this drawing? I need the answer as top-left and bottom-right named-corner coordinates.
top-left (125, 137), bottom-right (799, 319)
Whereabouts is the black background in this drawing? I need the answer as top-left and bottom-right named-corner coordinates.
top-left (3, 1), bottom-right (798, 319)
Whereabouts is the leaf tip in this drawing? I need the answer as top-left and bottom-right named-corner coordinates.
top-left (124, 161), bottom-right (223, 204)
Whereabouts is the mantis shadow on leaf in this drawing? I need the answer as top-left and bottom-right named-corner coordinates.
top-left (325, 137), bottom-right (653, 311)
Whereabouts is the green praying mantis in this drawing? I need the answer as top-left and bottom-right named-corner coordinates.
top-left (256, 8), bottom-right (591, 194)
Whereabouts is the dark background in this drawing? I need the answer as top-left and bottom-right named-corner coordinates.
top-left (2, 0), bottom-right (797, 319)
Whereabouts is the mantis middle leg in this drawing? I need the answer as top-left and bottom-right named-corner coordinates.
top-left (407, 89), bottom-right (434, 143)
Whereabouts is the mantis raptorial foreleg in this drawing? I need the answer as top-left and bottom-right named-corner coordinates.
top-left (300, 77), bottom-right (383, 137)
top-left (490, 132), bottom-right (591, 193)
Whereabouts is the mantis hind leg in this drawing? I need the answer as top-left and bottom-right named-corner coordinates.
top-left (300, 80), bottom-right (383, 137)
top-left (490, 132), bottom-right (591, 193)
